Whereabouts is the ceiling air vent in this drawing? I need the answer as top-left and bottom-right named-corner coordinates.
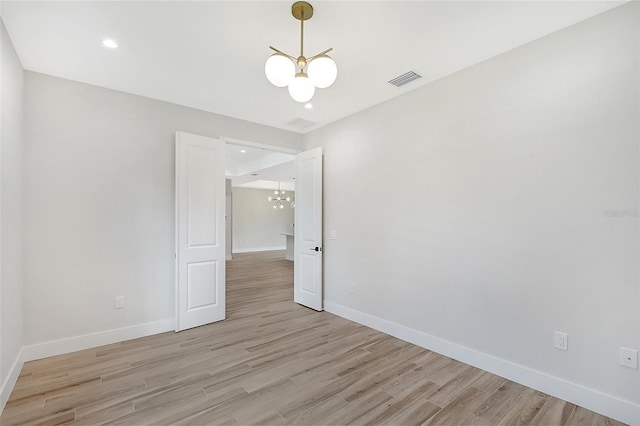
top-left (287, 118), bottom-right (316, 130)
top-left (388, 71), bottom-right (422, 87)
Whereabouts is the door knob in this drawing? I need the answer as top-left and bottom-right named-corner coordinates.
top-left (309, 246), bottom-right (322, 252)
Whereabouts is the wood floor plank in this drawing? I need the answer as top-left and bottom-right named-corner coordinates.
top-left (362, 381), bottom-right (439, 425)
top-left (282, 395), bottom-right (349, 425)
top-left (530, 395), bottom-right (576, 425)
top-left (498, 388), bottom-right (547, 426)
top-left (0, 251), bottom-right (627, 426)
top-left (566, 406), bottom-right (627, 426)
top-left (337, 360), bottom-right (417, 403)
top-left (470, 371), bottom-right (507, 394)
top-left (71, 400), bottom-right (135, 425)
top-left (321, 390), bottom-right (393, 425)
top-left (427, 364), bottom-right (483, 407)
top-left (472, 380), bottom-right (530, 423)
top-left (426, 386), bottom-right (489, 425)
top-left (390, 398), bottom-right (442, 425)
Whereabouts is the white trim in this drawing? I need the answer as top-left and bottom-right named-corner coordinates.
top-left (232, 246), bottom-right (285, 254)
top-left (226, 255), bottom-right (233, 260)
top-left (220, 136), bottom-right (301, 155)
top-left (1, 348), bottom-right (24, 412)
top-left (22, 318), bottom-right (174, 362)
top-left (324, 301), bottom-right (639, 426)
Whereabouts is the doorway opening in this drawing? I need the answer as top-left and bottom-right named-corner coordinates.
top-left (175, 132), bottom-right (322, 332)
top-left (222, 138), bottom-right (298, 262)
top-left (222, 138), bottom-right (299, 317)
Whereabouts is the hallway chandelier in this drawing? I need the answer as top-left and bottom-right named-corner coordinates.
top-left (265, 1), bottom-right (337, 103)
top-left (268, 182), bottom-right (291, 209)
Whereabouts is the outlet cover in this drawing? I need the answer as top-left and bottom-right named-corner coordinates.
top-left (554, 331), bottom-right (568, 351)
top-left (620, 347), bottom-right (638, 369)
top-left (115, 296), bottom-right (125, 309)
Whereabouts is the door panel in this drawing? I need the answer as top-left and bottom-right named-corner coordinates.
top-left (176, 132), bottom-right (226, 331)
top-left (294, 147), bottom-right (323, 311)
top-left (187, 261), bottom-right (218, 310)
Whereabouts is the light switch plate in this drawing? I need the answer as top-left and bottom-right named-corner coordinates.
top-left (329, 230), bottom-right (337, 240)
top-left (620, 347), bottom-right (638, 369)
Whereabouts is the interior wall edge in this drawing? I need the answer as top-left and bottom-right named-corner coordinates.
top-left (324, 300), bottom-right (640, 426)
top-left (0, 348), bottom-right (24, 413)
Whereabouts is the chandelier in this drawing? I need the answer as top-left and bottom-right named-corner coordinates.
top-left (268, 183), bottom-right (291, 209)
top-left (265, 1), bottom-right (337, 103)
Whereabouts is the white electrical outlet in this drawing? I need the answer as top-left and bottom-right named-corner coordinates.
top-left (348, 282), bottom-right (356, 294)
top-left (554, 331), bottom-right (568, 351)
top-left (620, 347), bottom-right (638, 369)
top-left (115, 296), bottom-right (125, 309)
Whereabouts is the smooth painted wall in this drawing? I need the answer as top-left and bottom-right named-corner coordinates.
top-left (304, 2), bottom-right (639, 413)
top-left (0, 18), bottom-right (24, 401)
top-left (23, 72), bottom-right (302, 345)
top-left (232, 187), bottom-right (294, 252)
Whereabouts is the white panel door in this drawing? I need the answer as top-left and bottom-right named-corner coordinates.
top-left (175, 132), bottom-right (226, 331)
top-left (294, 147), bottom-right (323, 311)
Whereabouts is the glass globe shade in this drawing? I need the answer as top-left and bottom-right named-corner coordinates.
top-left (280, 204), bottom-right (284, 209)
top-left (308, 55), bottom-right (337, 89)
top-left (265, 54), bottom-right (295, 88)
top-left (268, 196), bottom-right (272, 201)
top-left (288, 73), bottom-right (315, 103)
top-left (273, 205), bottom-right (277, 209)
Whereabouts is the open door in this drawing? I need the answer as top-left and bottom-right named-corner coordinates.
top-left (294, 147), bottom-right (323, 311)
top-left (175, 132), bottom-right (226, 331)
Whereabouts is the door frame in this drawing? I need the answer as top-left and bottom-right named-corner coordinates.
top-left (174, 134), bottom-right (322, 328)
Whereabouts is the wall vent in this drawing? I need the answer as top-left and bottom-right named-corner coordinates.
top-left (388, 71), bottom-right (422, 87)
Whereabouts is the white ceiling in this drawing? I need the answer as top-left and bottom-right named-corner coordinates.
top-left (1, 1), bottom-right (625, 134)
top-left (225, 142), bottom-right (295, 189)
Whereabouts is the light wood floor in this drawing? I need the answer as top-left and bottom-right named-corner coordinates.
top-left (1, 251), bottom-right (625, 425)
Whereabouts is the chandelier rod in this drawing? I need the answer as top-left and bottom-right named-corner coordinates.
top-left (268, 46), bottom-right (332, 63)
top-left (300, 10), bottom-right (304, 58)
top-left (268, 46), bottom-right (295, 61)
top-left (308, 47), bottom-right (333, 61)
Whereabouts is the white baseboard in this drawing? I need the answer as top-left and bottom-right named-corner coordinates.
top-left (232, 246), bottom-right (284, 254)
top-left (22, 318), bottom-right (174, 362)
top-left (1, 348), bottom-right (24, 412)
top-left (226, 255), bottom-right (233, 260)
top-left (324, 301), bottom-right (639, 426)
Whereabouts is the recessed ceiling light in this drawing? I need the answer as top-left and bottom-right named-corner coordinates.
top-left (240, 149), bottom-right (246, 153)
top-left (102, 39), bottom-right (118, 49)
top-left (304, 103), bottom-right (313, 109)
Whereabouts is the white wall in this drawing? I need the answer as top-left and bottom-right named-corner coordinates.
top-left (304, 3), bottom-right (639, 424)
top-left (23, 72), bottom-right (302, 347)
top-left (232, 187), bottom-right (294, 252)
top-left (0, 18), bottom-right (24, 408)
